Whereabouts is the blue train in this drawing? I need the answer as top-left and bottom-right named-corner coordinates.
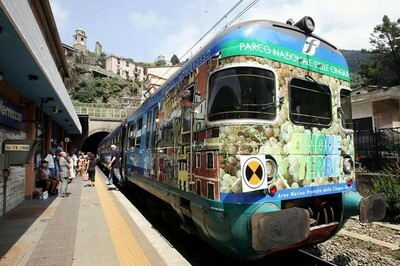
top-left (98, 16), bottom-right (386, 260)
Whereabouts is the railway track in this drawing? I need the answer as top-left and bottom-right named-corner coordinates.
top-left (288, 250), bottom-right (338, 266)
top-left (97, 161), bottom-right (400, 266)
top-left (101, 170), bottom-right (399, 266)
top-left (114, 180), bottom-right (338, 265)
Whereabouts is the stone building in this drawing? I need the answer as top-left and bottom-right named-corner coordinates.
top-left (105, 54), bottom-right (145, 81)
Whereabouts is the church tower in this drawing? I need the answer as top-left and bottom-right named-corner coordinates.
top-left (73, 28), bottom-right (88, 54)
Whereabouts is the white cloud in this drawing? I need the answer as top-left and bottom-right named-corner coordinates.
top-left (162, 25), bottom-right (203, 61)
top-left (50, 0), bottom-right (70, 32)
top-left (49, 0), bottom-right (400, 62)
top-left (244, 0), bottom-right (400, 50)
top-left (129, 10), bottom-right (169, 30)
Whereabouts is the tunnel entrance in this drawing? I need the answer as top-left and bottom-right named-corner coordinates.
top-left (81, 131), bottom-right (109, 155)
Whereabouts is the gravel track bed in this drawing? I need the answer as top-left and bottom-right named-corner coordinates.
top-left (303, 218), bottom-right (400, 266)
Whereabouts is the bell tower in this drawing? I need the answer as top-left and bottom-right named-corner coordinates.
top-left (73, 28), bottom-right (88, 54)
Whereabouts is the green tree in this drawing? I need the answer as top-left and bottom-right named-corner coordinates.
top-left (155, 58), bottom-right (167, 66)
top-left (171, 54), bottom-right (180, 65)
top-left (360, 15), bottom-right (400, 86)
top-left (350, 73), bottom-right (367, 88)
top-left (96, 52), bottom-right (107, 69)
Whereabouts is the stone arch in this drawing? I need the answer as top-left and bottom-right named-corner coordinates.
top-left (81, 131), bottom-right (110, 154)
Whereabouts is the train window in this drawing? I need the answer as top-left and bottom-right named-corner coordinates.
top-left (289, 78), bottom-right (332, 127)
top-left (182, 108), bottom-right (191, 134)
top-left (152, 106), bottom-right (159, 148)
top-left (339, 88), bottom-right (353, 130)
top-left (128, 123), bottom-right (135, 149)
top-left (206, 152), bottom-right (214, 169)
top-left (195, 153), bottom-right (201, 168)
top-left (181, 85), bottom-right (194, 103)
top-left (208, 67), bottom-right (276, 121)
top-left (135, 117), bottom-right (143, 148)
top-left (145, 111), bottom-right (152, 149)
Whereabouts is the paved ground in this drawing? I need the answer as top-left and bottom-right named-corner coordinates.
top-left (0, 169), bottom-right (189, 266)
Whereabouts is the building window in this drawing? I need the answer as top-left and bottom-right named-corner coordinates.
top-left (207, 182), bottom-right (214, 199)
top-left (206, 152), bottom-right (214, 169)
top-left (195, 153), bottom-right (201, 168)
top-left (196, 180), bottom-right (201, 195)
top-left (353, 117), bottom-right (373, 132)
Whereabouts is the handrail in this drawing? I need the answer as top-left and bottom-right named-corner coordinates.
top-left (74, 106), bottom-right (130, 120)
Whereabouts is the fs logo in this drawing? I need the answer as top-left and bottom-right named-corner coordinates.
top-left (302, 37), bottom-right (320, 56)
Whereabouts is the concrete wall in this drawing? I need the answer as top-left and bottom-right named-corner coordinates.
top-left (88, 119), bottom-right (120, 136)
top-left (0, 128), bottom-right (26, 217)
top-left (373, 99), bottom-right (400, 129)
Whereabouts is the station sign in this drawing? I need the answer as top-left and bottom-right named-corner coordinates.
top-left (2, 139), bottom-right (40, 166)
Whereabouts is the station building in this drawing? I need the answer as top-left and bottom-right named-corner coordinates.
top-left (0, 0), bottom-right (82, 217)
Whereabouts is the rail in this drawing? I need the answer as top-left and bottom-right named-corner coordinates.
top-left (74, 106), bottom-right (129, 120)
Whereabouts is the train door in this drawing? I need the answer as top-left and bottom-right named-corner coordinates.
top-left (144, 111), bottom-right (152, 177)
top-left (120, 122), bottom-right (127, 180)
top-left (152, 106), bottom-right (160, 179)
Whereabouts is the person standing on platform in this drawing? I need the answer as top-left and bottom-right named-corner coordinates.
top-left (44, 149), bottom-right (56, 177)
top-left (71, 151), bottom-right (78, 176)
top-left (107, 145), bottom-right (122, 186)
top-left (87, 153), bottom-right (97, 187)
top-left (68, 151), bottom-right (76, 182)
top-left (59, 151), bottom-right (71, 197)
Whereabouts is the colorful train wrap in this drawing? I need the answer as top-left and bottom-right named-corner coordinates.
top-left (98, 17), bottom-right (386, 260)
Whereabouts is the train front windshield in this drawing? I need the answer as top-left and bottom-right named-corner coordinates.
top-left (208, 67), bottom-right (276, 121)
top-left (289, 78), bottom-right (332, 127)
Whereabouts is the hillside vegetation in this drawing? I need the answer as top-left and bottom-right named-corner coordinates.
top-left (65, 63), bottom-right (142, 108)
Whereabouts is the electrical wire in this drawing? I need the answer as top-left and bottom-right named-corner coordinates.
top-left (145, 0), bottom-right (259, 97)
top-left (178, 0), bottom-right (244, 62)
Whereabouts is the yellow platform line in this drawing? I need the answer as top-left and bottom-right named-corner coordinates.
top-left (95, 175), bottom-right (151, 266)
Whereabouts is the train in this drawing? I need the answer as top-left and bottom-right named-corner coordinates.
top-left (98, 16), bottom-right (386, 260)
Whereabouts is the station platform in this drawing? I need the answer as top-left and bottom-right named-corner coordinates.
top-left (0, 168), bottom-right (189, 266)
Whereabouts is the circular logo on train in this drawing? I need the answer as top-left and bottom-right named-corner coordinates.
top-left (242, 156), bottom-right (266, 190)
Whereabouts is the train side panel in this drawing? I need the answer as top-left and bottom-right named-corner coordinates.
top-left (99, 18), bottom-right (386, 260)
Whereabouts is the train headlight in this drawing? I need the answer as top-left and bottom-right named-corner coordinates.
top-left (268, 184), bottom-right (277, 196)
top-left (343, 157), bottom-right (354, 175)
top-left (265, 159), bottom-right (277, 178)
top-left (346, 178), bottom-right (354, 187)
top-left (294, 16), bottom-right (315, 33)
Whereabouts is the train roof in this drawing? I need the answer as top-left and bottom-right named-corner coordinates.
top-left (128, 17), bottom-right (349, 122)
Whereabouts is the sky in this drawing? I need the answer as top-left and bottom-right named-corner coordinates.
top-left (49, 0), bottom-right (400, 63)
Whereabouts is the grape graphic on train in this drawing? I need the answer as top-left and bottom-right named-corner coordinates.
top-left (98, 16), bottom-right (386, 260)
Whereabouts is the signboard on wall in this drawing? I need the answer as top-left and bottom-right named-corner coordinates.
top-left (2, 139), bottom-right (40, 166)
top-left (0, 96), bottom-right (25, 130)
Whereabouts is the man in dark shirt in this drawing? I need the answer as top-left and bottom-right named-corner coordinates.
top-left (107, 144), bottom-right (122, 186)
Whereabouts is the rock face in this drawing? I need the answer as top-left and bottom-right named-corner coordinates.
top-left (64, 49), bottom-right (143, 108)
